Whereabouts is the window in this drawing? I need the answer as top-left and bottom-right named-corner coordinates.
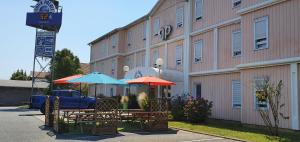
top-left (194, 40), bottom-right (203, 63)
top-left (100, 43), bottom-right (107, 57)
top-left (175, 45), bottom-right (182, 65)
top-left (111, 59), bottom-right (116, 75)
top-left (143, 22), bottom-right (147, 40)
top-left (153, 50), bottom-right (159, 65)
top-left (254, 16), bottom-right (268, 50)
top-left (232, 80), bottom-right (241, 108)
top-left (232, 0), bottom-right (242, 8)
top-left (154, 18), bottom-right (160, 36)
top-left (142, 53), bottom-right (145, 66)
top-left (232, 30), bottom-right (242, 56)
top-left (194, 83), bottom-right (201, 99)
top-left (110, 88), bottom-right (114, 97)
top-left (100, 62), bottom-right (104, 73)
top-left (127, 30), bottom-right (132, 46)
top-left (111, 35), bottom-right (117, 48)
top-left (176, 7), bottom-right (184, 28)
top-left (195, 0), bottom-right (203, 20)
top-left (254, 78), bottom-right (268, 110)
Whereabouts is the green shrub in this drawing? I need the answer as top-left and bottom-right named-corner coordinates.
top-left (184, 98), bottom-right (213, 123)
top-left (120, 96), bottom-right (129, 109)
top-left (170, 96), bottom-right (186, 121)
top-left (128, 95), bottom-right (140, 109)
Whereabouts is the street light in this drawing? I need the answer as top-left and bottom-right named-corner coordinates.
top-left (155, 58), bottom-right (163, 76)
top-left (155, 58), bottom-right (164, 69)
top-left (123, 65), bottom-right (129, 72)
top-left (155, 58), bottom-right (163, 98)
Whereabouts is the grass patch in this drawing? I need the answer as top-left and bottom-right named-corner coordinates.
top-left (17, 105), bottom-right (30, 109)
top-left (169, 120), bottom-right (300, 142)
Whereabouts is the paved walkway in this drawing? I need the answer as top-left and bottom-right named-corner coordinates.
top-left (0, 107), bottom-right (237, 142)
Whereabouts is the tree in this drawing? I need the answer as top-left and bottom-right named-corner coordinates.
top-left (10, 69), bottom-right (31, 80)
top-left (50, 48), bottom-right (82, 80)
top-left (45, 49), bottom-right (82, 92)
top-left (255, 78), bottom-right (289, 136)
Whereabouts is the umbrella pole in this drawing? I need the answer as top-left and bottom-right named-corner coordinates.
top-left (148, 83), bottom-right (150, 97)
top-left (79, 83), bottom-right (81, 112)
top-left (94, 84), bottom-right (97, 98)
top-left (128, 84), bottom-right (131, 96)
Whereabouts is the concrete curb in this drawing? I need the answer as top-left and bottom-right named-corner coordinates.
top-left (169, 126), bottom-right (248, 142)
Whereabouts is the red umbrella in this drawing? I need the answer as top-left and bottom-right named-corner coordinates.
top-left (127, 76), bottom-right (175, 86)
top-left (53, 74), bottom-right (82, 84)
top-left (127, 76), bottom-right (175, 97)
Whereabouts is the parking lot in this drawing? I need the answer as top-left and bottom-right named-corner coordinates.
top-left (0, 107), bottom-right (237, 142)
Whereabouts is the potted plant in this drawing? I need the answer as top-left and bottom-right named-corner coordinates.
top-left (120, 95), bottom-right (129, 109)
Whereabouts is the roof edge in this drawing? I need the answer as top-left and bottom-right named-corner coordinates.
top-left (88, 14), bottom-right (149, 46)
top-left (88, 0), bottom-right (163, 46)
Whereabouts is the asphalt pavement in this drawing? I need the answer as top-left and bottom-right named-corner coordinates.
top-left (0, 107), bottom-right (237, 142)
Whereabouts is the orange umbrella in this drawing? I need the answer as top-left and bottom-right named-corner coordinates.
top-left (127, 76), bottom-right (175, 86)
top-left (53, 74), bottom-right (83, 84)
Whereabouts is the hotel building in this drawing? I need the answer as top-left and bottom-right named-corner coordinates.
top-left (89, 0), bottom-right (300, 130)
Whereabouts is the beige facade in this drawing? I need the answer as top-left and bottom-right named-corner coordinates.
top-left (89, 0), bottom-right (300, 130)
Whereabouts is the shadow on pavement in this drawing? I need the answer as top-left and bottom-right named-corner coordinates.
top-left (55, 133), bottom-right (125, 141)
top-left (0, 108), bottom-right (34, 112)
top-left (19, 113), bottom-right (43, 116)
top-left (38, 125), bottom-right (125, 141)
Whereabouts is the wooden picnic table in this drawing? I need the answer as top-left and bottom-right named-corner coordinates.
top-left (62, 109), bottom-right (95, 124)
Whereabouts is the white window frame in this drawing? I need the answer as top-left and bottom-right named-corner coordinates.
top-left (111, 59), bottom-right (116, 75)
top-left (111, 35), bottom-right (117, 48)
top-left (195, 0), bottom-right (203, 21)
top-left (232, 80), bottom-right (241, 108)
top-left (232, 0), bottom-right (242, 8)
top-left (110, 87), bottom-right (114, 97)
top-left (194, 40), bottom-right (203, 63)
top-left (253, 78), bottom-right (269, 111)
top-left (154, 18), bottom-right (160, 36)
top-left (142, 22), bottom-right (147, 40)
top-left (176, 7), bottom-right (184, 28)
top-left (127, 30), bottom-right (132, 46)
top-left (175, 45), bottom-right (183, 65)
top-left (232, 29), bottom-right (242, 57)
top-left (153, 50), bottom-right (159, 65)
top-left (254, 16), bottom-right (269, 50)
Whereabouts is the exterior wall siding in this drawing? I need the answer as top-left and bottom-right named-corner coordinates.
top-left (241, 0), bottom-right (269, 9)
top-left (298, 63), bottom-right (300, 126)
top-left (240, 65), bottom-right (291, 129)
top-left (218, 23), bottom-right (241, 69)
top-left (151, 0), bottom-right (185, 45)
top-left (167, 40), bottom-right (183, 72)
top-left (191, 31), bottom-right (214, 72)
top-left (190, 73), bottom-right (241, 121)
top-left (88, 0), bottom-right (300, 129)
top-left (241, 0), bottom-right (300, 64)
top-left (124, 22), bottom-right (146, 53)
top-left (192, 0), bottom-right (239, 32)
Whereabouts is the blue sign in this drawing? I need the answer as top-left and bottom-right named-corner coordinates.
top-left (26, 0), bottom-right (62, 32)
top-left (35, 31), bottom-right (55, 58)
top-left (26, 12), bottom-right (62, 32)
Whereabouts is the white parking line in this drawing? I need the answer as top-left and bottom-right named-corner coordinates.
top-left (182, 137), bottom-right (224, 142)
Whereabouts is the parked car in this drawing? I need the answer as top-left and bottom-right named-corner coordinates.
top-left (31, 90), bottom-right (95, 114)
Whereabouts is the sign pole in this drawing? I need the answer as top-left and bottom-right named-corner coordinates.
top-left (30, 29), bottom-right (38, 107)
top-left (50, 32), bottom-right (57, 92)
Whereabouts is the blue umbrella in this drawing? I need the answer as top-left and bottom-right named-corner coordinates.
top-left (68, 72), bottom-right (126, 97)
top-left (119, 79), bottom-right (130, 84)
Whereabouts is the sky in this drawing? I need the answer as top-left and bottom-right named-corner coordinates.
top-left (0, 0), bottom-right (158, 80)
